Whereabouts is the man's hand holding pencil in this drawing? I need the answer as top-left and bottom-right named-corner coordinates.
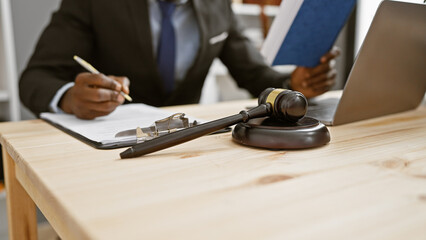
top-left (59, 56), bottom-right (132, 120)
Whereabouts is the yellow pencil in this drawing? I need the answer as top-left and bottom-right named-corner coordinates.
top-left (73, 55), bottom-right (133, 102)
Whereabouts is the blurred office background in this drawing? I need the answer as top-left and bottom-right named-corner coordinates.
top-left (0, 0), bottom-right (422, 239)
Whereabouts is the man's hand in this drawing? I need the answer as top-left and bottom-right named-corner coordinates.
top-left (60, 73), bottom-right (130, 119)
top-left (290, 47), bottom-right (340, 98)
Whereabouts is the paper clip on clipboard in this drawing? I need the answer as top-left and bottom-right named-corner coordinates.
top-left (115, 113), bottom-right (198, 143)
top-left (115, 113), bottom-right (232, 143)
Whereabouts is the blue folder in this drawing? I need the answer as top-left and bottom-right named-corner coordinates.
top-left (272, 0), bottom-right (356, 67)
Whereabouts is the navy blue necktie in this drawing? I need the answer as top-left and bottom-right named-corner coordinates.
top-left (157, 1), bottom-right (176, 93)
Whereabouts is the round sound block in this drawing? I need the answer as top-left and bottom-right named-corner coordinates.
top-left (232, 117), bottom-right (330, 149)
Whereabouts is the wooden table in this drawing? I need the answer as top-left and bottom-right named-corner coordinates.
top-left (1, 97), bottom-right (426, 240)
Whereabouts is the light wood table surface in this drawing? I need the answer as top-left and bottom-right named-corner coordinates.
top-left (1, 96), bottom-right (426, 240)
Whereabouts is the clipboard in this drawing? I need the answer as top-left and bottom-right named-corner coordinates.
top-left (40, 104), bottom-right (208, 149)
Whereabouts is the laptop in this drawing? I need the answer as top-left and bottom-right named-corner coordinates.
top-left (305, 0), bottom-right (426, 126)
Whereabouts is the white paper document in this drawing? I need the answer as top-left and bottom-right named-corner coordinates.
top-left (40, 104), bottom-right (199, 149)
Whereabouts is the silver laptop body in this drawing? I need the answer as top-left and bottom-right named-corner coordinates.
top-left (306, 0), bottom-right (426, 126)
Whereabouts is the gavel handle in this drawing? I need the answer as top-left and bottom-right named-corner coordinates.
top-left (120, 104), bottom-right (271, 158)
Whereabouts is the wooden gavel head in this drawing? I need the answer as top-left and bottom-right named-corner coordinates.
top-left (258, 88), bottom-right (308, 122)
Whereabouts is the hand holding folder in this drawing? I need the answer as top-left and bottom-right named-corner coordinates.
top-left (59, 56), bottom-right (132, 120)
top-left (290, 47), bottom-right (340, 98)
top-left (260, 0), bottom-right (354, 98)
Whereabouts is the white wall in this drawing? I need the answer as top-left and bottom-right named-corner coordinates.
top-left (11, 0), bottom-right (60, 74)
top-left (10, 0), bottom-right (61, 119)
top-left (0, 0), bottom-right (19, 121)
top-left (355, 0), bottom-right (423, 55)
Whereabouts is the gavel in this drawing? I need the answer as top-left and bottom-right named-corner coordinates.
top-left (120, 88), bottom-right (308, 158)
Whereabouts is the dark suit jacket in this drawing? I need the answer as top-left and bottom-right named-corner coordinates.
top-left (19, 0), bottom-right (289, 116)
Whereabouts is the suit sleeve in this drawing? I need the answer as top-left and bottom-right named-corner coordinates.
top-left (19, 0), bottom-right (94, 116)
top-left (218, 1), bottom-right (291, 97)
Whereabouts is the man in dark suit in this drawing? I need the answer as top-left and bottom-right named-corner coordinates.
top-left (19, 0), bottom-right (338, 119)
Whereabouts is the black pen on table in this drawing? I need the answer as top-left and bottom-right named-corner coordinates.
top-left (73, 55), bottom-right (133, 102)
